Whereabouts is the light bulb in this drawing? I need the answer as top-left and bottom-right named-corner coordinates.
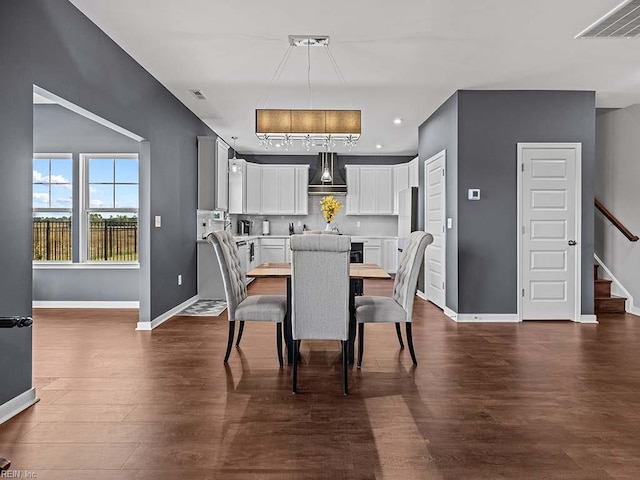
top-left (321, 168), bottom-right (332, 183)
top-left (231, 161), bottom-right (238, 174)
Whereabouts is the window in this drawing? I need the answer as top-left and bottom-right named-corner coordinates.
top-left (83, 154), bottom-right (139, 262)
top-left (32, 155), bottom-right (73, 261)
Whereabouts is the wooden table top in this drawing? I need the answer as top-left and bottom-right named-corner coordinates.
top-left (248, 262), bottom-right (391, 279)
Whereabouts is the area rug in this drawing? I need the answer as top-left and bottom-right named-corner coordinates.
top-left (178, 300), bottom-right (227, 316)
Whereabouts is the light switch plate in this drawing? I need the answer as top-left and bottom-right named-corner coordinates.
top-left (155, 216), bottom-right (162, 228)
top-left (447, 218), bottom-right (453, 229)
top-left (468, 189), bottom-right (480, 200)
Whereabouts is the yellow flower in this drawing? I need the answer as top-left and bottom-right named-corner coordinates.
top-left (320, 195), bottom-right (343, 223)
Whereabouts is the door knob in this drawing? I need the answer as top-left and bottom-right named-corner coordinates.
top-left (568, 240), bottom-right (577, 246)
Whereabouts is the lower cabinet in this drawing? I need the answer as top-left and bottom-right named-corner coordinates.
top-left (363, 239), bottom-right (382, 266)
top-left (382, 238), bottom-right (398, 274)
top-left (260, 238), bottom-right (288, 263)
top-left (197, 242), bottom-right (225, 300)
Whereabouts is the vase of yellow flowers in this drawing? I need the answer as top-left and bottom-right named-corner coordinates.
top-left (319, 195), bottom-right (342, 231)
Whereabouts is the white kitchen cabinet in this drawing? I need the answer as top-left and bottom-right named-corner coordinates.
top-left (260, 238), bottom-right (287, 263)
top-left (249, 238), bottom-right (261, 271)
top-left (294, 166), bottom-right (309, 215)
top-left (246, 163), bottom-right (262, 214)
top-left (285, 237), bottom-right (291, 263)
top-left (393, 163), bottom-right (409, 215)
top-left (260, 165), bottom-right (308, 215)
top-left (261, 167), bottom-right (280, 214)
top-left (408, 156), bottom-right (419, 188)
top-left (363, 238), bottom-right (382, 266)
top-left (198, 136), bottom-right (227, 211)
top-left (215, 139), bottom-right (229, 211)
top-left (228, 159), bottom-right (246, 214)
top-left (346, 165), bottom-right (394, 215)
top-left (382, 238), bottom-right (398, 274)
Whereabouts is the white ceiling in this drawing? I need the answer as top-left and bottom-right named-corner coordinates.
top-left (68, 0), bottom-right (639, 155)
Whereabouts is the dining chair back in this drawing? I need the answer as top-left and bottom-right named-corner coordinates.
top-left (393, 231), bottom-right (434, 322)
top-left (208, 231), bottom-right (285, 366)
top-left (290, 233), bottom-right (351, 394)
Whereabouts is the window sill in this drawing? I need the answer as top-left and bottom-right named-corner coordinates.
top-left (33, 262), bottom-right (140, 270)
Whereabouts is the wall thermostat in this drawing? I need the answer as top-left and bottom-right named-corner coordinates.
top-left (468, 189), bottom-right (480, 200)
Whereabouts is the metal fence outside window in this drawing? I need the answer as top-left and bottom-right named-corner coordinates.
top-left (33, 218), bottom-right (138, 262)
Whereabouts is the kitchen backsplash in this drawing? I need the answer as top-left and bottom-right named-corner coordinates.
top-left (230, 197), bottom-right (398, 237)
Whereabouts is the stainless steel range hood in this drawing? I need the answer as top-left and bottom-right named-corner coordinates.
top-left (308, 152), bottom-right (347, 196)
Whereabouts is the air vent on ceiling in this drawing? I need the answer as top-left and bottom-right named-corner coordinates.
top-left (576, 0), bottom-right (640, 38)
top-left (189, 89), bottom-right (207, 100)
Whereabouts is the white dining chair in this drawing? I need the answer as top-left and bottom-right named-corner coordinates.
top-left (355, 231), bottom-right (433, 367)
top-left (290, 234), bottom-right (351, 394)
top-left (208, 231), bottom-right (286, 366)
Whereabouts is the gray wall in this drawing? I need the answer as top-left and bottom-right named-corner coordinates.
top-left (33, 104), bottom-right (140, 302)
top-left (0, 0), bottom-right (214, 406)
top-left (419, 90), bottom-right (595, 315)
top-left (417, 93), bottom-right (459, 308)
top-left (595, 106), bottom-right (640, 309)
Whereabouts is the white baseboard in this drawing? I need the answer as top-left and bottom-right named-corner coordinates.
top-left (443, 306), bottom-right (457, 321)
top-left (594, 253), bottom-right (639, 315)
top-left (136, 295), bottom-right (199, 331)
top-left (416, 290), bottom-right (427, 301)
top-left (578, 314), bottom-right (599, 324)
top-left (33, 301), bottom-right (139, 309)
top-left (0, 388), bottom-right (39, 425)
top-left (454, 313), bottom-right (520, 323)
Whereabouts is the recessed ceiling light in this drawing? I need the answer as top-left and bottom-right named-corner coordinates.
top-left (393, 118), bottom-right (403, 125)
top-left (375, 144), bottom-right (383, 149)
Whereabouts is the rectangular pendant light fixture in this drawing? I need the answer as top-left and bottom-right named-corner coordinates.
top-left (256, 109), bottom-right (361, 136)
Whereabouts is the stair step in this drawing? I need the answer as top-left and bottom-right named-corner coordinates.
top-left (594, 278), bottom-right (613, 298)
top-left (593, 264), bottom-right (599, 281)
top-left (595, 295), bottom-right (626, 314)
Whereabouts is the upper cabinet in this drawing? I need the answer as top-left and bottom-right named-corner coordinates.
top-left (346, 165), bottom-right (394, 215)
top-left (230, 163), bottom-right (308, 215)
top-left (408, 156), bottom-right (419, 188)
top-left (197, 136), bottom-right (228, 211)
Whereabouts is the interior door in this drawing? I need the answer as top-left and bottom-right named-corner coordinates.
top-left (520, 144), bottom-right (580, 320)
top-left (424, 151), bottom-right (446, 309)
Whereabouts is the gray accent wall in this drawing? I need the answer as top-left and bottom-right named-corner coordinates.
top-left (595, 106), bottom-right (640, 309)
top-left (418, 90), bottom-right (595, 315)
top-left (417, 93), bottom-right (459, 308)
top-left (0, 0), bottom-right (214, 406)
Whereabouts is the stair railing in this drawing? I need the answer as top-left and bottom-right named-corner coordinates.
top-left (595, 199), bottom-right (639, 242)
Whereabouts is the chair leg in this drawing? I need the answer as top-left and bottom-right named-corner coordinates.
top-left (276, 323), bottom-right (283, 367)
top-left (342, 340), bottom-right (348, 395)
top-left (224, 321), bottom-right (235, 364)
top-left (292, 339), bottom-right (299, 394)
top-left (357, 323), bottom-right (364, 369)
top-left (406, 323), bottom-right (417, 366)
top-left (235, 321), bottom-right (245, 347)
top-left (395, 323), bottom-right (405, 349)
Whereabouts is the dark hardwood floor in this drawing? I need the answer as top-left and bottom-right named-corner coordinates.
top-left (2, 278), bottom-right (640, 479)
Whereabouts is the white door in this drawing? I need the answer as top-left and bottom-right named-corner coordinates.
top-left (424, 151), bottom-right (446, 309)
top-left (519, 143), bottom-right (580, 321)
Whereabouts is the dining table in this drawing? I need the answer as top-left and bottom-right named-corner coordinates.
top-left (247, 262), bottom-right (391, 365)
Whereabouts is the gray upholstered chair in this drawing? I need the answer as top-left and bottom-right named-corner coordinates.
top-left (290, 234), bottom-right (351, 394)
top-left (355, 231), bottom-right (433, 367)
top-left (208, 231), bottom-right (286, 366)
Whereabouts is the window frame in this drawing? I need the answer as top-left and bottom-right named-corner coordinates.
top-left (32, 153), bottom-right (73, 263)
top-left (79, 153), bottom-right (139, 264)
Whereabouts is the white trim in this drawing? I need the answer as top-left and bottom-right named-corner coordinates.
top-left (33, 301), bottom-right (139, 309)
top-left (33, 85), bottom-right (145, 142)
top-left (443, 306), bottom-right (457, 321)
top-left (136, 294), bottom-right (199, 331)
top-left (578, 314), bottom-right (599, 324)
top-left (594, 253), bottom-right (640, 315)
top-left (33, 262), bottom-right (139, 270)
top-left (454, 314), bottom-right (520, 323)
top-left (517, 143), bottom-right (582, 322)
top-left (416, 290), bottom-right (427, 300)
top-left (0, 388), bottom-right (39, 425)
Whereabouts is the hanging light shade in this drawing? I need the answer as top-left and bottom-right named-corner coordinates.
top-left (256, 35), bottom-right (361, 151)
